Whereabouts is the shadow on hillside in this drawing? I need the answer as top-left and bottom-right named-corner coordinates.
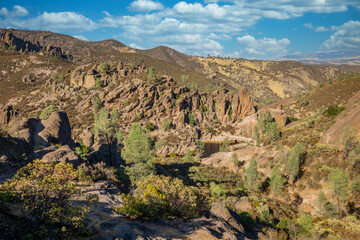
top-left (154, 162), bottom-right (198, 186)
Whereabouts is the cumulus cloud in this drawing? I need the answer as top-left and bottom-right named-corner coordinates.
top-left (73, 35), bottom-right (88, 41)
top-left (0, 5), bottom-right (28, 17)
top-left (0, 9), bottom-right (97, 33)
top-left (322, 20), bottom-right (360, 51)
top-left (129, 0), bottom-right (164, 12)
top-left (236, 35), bottom-right (290, 57)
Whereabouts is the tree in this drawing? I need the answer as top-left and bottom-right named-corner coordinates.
top-left (270, 165), bottom-right (286, 197)
top-left (95, 77), bottom-right (102, 88)
top-left (210, 182), bottom-right (226, 200)
top-left (341, 125), bottom-right (358, 159)
top-left (162, 118), bottom-right (171, 131)
top-left (122, 123), bottom-right (151, 164)
top-left (232, 153), bottom-right (240, 171)
top-left (317, 191), bottom-right (337, 218)
top-left (265, 122), bottom-right (281, 141)
top-left (351, 175), bottom-right (360, 198)
top-left (328, 168), bottom-right (350, 220)
top-left (195, 140), bottom-right (204, 159)
top-left (93, 96), bottom-right (104, 113)
top-left (147, 66), bottom-right (156, 83)
top-left (188, 113), bottom-right (195, 126)
top-left (286, 143), bottom-right (304, 182)
top-left (93, 108), bottom-right (121, 166)
top-left (296, 212), bottom-right (313, 232)
top-left (2, 160), bottom-right (97, 230)
top-left (220, 137), bottom-right (230, 152)
top-left (245, 159), bottom-right (260, 192)
top-left (184, 150), bottom-right (194, 163)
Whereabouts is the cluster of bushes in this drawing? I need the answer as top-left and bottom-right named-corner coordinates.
top-left (323, 105), bottom-right (346, 117)
top-left (0, 160), bottom-right (98, 239)
top-left (254, 111), bottom-right (281, 145)
top-left (114, 175), bottom-right (204, 219)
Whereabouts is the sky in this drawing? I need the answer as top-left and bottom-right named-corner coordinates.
top-left (0, 0), bottom-right (359, 59)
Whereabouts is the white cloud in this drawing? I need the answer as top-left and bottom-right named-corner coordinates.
top-left (129, 43), bottom-right (144, 49)
top-left (322, 20), bottom-right (360, 51)
top-left (129, 0), bottom-right (164, 12)
top-left (236, 35), bottom-right (290, 57)
top-left (73, 35), bottom-right (88, 41)
top-left (12, 5), bottom-right (28, 17)
top-left (303, 23), bottom-right (313, 29)
top-left (0, 7), bottom-right (9, 16)
top-left (1, 11), bottom-right (97, 33)
top-left (315, 26), bottom-right (329, 32)
top-left (0, 5), bottom-right (28, 17)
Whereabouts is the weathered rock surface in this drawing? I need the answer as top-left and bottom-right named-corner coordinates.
top-left (38, 111), bottom-right (72, 146)
top-left (0, 30), bottom-right (67, 58)
top-left (41, 145), bottom-right (80, 166)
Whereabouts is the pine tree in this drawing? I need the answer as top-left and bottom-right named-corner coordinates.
top-left (147, 66), bottom-right (156, 83)
top-left (93, 107), bottom-right (121, 166)
top-left (122, 123), bottom-right (151, 164)
top-left (232, 153), bottom-right (240, 171)
top-left (269, 165), bottom-right (286, 197)
top-left (245, 159), bottom-right (260, 192)
top-left (328, 168), bottom-right (350, 220)
top-left (286, 143), bottom-right (304, 182)
top-left (184, 150), bottom-right (194, 163)
top-left (195, 140), bottom-right (204, 159)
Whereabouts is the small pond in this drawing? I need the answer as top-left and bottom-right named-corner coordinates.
top-left (202, 142), bottom-right (221, 158)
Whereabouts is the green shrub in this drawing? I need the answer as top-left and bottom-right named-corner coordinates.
top-left (162, 118), bottom-right (171, 131)
top-left (323, 105), bottom-right (346, 117)
top-left (183, 150), bottom-right (194, 163)
top-left (125, 162), bottom-right (156, 182)
top-left (115, 175), bottom-right (203, 218)
top-left (95, 77), bottom-right (102, 88)
top-left (1, 160), bottom-right (98, 230)
top-left (145, 122), bottom-right (155, 132)
top-left (147, 66), bottom-right (156, 83)
top-left (98, 62), bottom-right (110, 73)
top-left (39, 105), bottom-right (57, 120)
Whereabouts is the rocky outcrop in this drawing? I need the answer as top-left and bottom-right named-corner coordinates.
top-left (0, 105), bottom-right (18, 126)
top-left (38, 111), bottom-right (73, 146)
top-left (41, 145), bottom-right (80, 166)
top-left (0, 30), bottom-right (67, 58)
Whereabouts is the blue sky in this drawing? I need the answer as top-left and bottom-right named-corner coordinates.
top-left (0, 0), bottom-right (359, 59)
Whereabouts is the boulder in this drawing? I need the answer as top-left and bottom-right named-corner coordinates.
top-left (41, 145), bottom-right (80, 166)
top-left (233, 199), bottom-right (253, 213)
top-left (38, 111), bottom-right (72, 146)
top-left (80, 128), bottom-right (94, 148)
top-left (210, 202), bottom-right (244, 233)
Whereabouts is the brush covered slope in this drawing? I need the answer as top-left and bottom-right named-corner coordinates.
top-left (0, 29), bottom-right (360, 240)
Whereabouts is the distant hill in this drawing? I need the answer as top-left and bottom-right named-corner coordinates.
top-left (139, 46), bottom-right (202, 71)
top-left (279, 51), bottom-right (360, 65)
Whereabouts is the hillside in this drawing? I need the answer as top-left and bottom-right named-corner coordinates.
top-left (1, 29), bottom-right (360, 240)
